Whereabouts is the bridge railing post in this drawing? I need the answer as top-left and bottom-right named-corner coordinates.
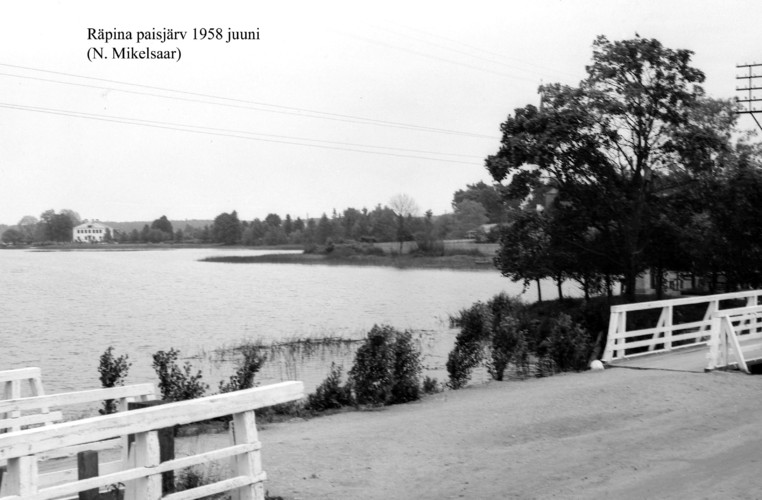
top-left (231, 409), bottom-right (265, 500)
top-left (3, 455), bottom-right (38, 497)
top-left (706, 314), bottom-right (722, 371)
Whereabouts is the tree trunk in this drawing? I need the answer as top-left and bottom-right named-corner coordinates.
top-left (536, 279), bottom-right (543, 303)
top-left (655, 267), bottom-right (664, 300)
top-left (556, 274), bottom-right (564, 300)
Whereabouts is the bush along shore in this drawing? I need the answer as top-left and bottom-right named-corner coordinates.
top-left (98, 294), bottom-right (623, 424)
top-left (94, 299), bottom-right (623, 495)
top-left (446, 294), bottom-right (605, 388)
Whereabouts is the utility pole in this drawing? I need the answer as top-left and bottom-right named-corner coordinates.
top-left (736, 62), bottom-right (762, 131)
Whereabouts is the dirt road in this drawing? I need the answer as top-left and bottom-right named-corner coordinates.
top-left (255, 367), bottom-right (762, 499)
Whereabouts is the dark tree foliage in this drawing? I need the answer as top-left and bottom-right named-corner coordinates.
top-left (452, 181), bottom-right (514, 223)
top-left (348, 325), bottom-right (422, 406)
top-left (46, 213), bottom-right (75, 242)
top-left (150, 215), bottom-right (173, 239)
top-left (212, 211), bottom-right (242, 245)
top-left (486, 36), bottom-right (727, 301)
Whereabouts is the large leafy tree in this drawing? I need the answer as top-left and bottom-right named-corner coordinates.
top-left (151, 215), bottom-right (173, 237)
top-left (487, 35), bottom-right (723, 301)
top-left (452, 181), bottom-right (512, 223)
top-left (212, 211), bottom-right (242, 245)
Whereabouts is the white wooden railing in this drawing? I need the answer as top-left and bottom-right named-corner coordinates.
top-left (1, 377), bottom-right (156, 433)
top-left (602, 290), bottom-right (762, 363)
top-left (1, 368), bottom-right (49, 433)
top-left (0, 381), bottom-right (303, 500)
top-left (706, 304), bottom-right (762, 373)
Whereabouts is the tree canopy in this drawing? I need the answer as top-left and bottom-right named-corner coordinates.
top-left (487, 35), bottom-right (734, 301)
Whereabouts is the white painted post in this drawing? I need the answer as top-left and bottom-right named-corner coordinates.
top-left (231, 410), bottom-right (265, 500)
top-left (706, 314), bottom-right (722, 371)
top-left (28, 375), bottom-right (51, 427)
top-left (602, 310), bottom-right (620, 362)
top-left (664, 304), bottom-right (674, 350)
top-left (3, 381), bottom-right (21, 433)
top-left (700, 300), bottom-right (718, 341)
top-left (125, 431), bottom-right (162, 500)
top-left (649, 307), bottom-right (667, 352)
top-left (3, 455), bottom-right (38, 496)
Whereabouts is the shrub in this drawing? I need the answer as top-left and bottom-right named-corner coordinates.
top-left (488, 317), bottom-right (529, 381)
top-left (175, 465), bottom-right (227, 499)
top-left (98, 346), bottom-right (131, 414)
top-left (152, 348), bottom-right (208, 401)
top-left (305, 362), bottom-right (354, 412)
top-left (446, 303), bottom-right (491, 389)
top-left (422, 376), bottom-right (441, 394)
top-left (348, 325), bottom-right (422, 406)
top-left (219, 345), bottom-right (267, 393)
top-left (540, 314), bottom-right (592, 372)
top-left (256, 401), bottom-right (309, 422)
top-left (447, 293), bottom-right (600, 385)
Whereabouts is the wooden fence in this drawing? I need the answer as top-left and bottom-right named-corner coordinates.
top-left (706, 304), bottom-right (762, 373)
top-left (1, 379), bottom-right (156, 434)
top-left (602, 290), bottom-right (762, 363)
top-left (0, 381), bottom-right (303, 500)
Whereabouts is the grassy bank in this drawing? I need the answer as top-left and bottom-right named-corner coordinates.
top-left (200, 252), bottom-right (496, 270)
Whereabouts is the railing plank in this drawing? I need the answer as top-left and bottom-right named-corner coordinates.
top-left (0, 369), bottom-right (42, 385)
top-left (604, 290), bottom-right (762, 362)
top-left (610, 290), bottom-right (762, 313)
top-left (0, 412), bottom-right (62, 433)
top-left (163, 475), bottom-right (264, 500)
top-left (29, 444), bottom-right (260, 499)
top-left (0, 384), bottom-right (156, 416)
top-left (0, 382), bottom-right (303, 460)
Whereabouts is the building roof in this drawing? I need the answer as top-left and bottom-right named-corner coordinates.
top-left (73, 221), bottom-right (112, 230)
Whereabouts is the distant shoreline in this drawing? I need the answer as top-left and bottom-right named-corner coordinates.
top-left (201, 252), bottom-right (496, 270)
top-left (3, 242), bottom-right (497, 270)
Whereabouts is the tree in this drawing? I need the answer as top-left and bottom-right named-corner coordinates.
top-left (494, 211), bottom-right (553, 302)
top-left (264, 213), bottom-right (282, 228)
top-left (1, 228), bottom-right (24, 244)
top-left (60, 209), bottom-right (81, 227)
top-left (212, 211), bottom-right (242, 245)
top-left (15, 216), bottom-right (37, 243)
top-left (452, 181), bottom-right (511, 223)
top-left (389, 194), bottom-right (419, 253)
top-left (151, 215), bottom-right (173, 240)
top-left (486, 35), bottom-right (716, 301)
top-left (451, 200), bottom-right (489, 239)
top-left (315, 213), bottom-right (333, 245)
top-left (40, 211), bottom-right (74, 242)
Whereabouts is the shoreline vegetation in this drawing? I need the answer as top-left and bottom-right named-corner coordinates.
top-left (7, 241), bottom-right (498, 270)
top-left (200, 252), bottom-right (495, 270)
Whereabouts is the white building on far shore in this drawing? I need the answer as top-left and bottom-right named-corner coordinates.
top-left (72, 220), bottom-right (113, 243)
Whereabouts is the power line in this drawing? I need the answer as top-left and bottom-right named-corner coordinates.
top-left (364, 23), bottom-right (581, 83)
top-left (389, 23), bottom-right (582, 82)
top-left (1, 102), bottom-right (485, 165)
top-left (0, 62), bottom-right (497, 139)
top-left (339, 31), bottom-right (542, 84)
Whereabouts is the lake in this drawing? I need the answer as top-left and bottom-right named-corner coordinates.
top-left (0, 247), bottom-right (581, 403)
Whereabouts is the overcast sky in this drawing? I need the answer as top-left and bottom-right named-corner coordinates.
top-left (1, 1), bottom-right (761, 225)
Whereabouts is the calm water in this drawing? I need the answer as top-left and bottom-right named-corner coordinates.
top-left (0, 248), bottom-right (580, 401)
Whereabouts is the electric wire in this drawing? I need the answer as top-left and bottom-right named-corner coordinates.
top-left (339, 31), bottom-right (542, 84)
top-left (364, 24), bottom-right (581, 83)
top-left (384, 23), bottom-right (583, 82)
top-left (0, 63), bottom-right (496, 139)
top-left (0, 102), bottom-right (485, 165)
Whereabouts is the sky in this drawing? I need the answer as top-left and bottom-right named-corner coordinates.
top-left (1, 0), bottom-right (762, 225)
